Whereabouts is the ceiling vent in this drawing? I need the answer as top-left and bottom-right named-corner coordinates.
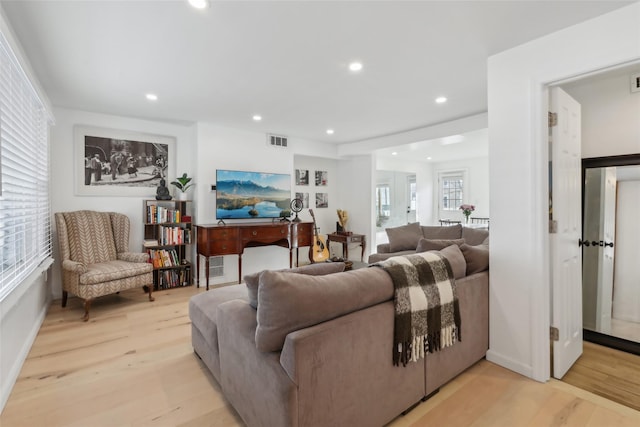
top-left (267, 134), bottom-right (288, 148)
top-left (631, 72), bottom-right (640, 93)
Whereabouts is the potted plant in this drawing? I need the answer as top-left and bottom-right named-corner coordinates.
top-left (171, 173), bottom-right (194, 200)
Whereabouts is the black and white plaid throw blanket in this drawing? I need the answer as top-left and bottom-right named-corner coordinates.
top-left (375, 251), bottom-right (461, 366)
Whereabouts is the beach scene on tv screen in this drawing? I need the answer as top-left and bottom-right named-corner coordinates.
top-left (216, 170), bottom-right (291, 219)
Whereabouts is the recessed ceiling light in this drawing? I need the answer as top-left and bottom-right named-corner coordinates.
top-left (435, 96), bottom-right (447, 104)
top-left (188, 0), bottom-right (209, 10)
top-left (427, 156), bottom-right (432, 160)
top-left (326, 129), bottom-right (335, 135)
top-left (145, 93), bottom-right (158, 101)
top-left (441, 135), bottom-right (464, 145)
top-left (391, 152), bottom-right (398, 156)
top-left (252, 115), bottom-right (262, 121)
top-left (349, 62), bottom-right (363, 72)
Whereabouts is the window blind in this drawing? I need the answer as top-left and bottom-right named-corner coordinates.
top-left (0, 30), bottom-right (51, 301)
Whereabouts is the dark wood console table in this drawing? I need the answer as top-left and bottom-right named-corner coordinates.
top-left (326, 233), bottom-right (366, 262)
top-left (195, 222), bottom-right (314, 289)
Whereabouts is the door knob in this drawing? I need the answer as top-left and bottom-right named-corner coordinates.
top-left (579, 239), bottom-right (590, 247)
top-left (605, 241), bottom-right (614, 248)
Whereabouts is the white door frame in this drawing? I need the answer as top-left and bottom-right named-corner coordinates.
top-left (487, 3), bottom-right (640, 382)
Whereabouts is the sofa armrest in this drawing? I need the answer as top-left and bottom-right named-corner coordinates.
top-left (62, 259), bottom-right (86, 274)
top-left (117, 252), bottom-right (150, 263)
top-left (279, 302), bottom-right (425, 426)
top-left (376, 243), bottom-right (391, 253)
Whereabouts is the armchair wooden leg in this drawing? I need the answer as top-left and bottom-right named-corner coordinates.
top-left (147, 284), bottom-right (155, 302)
top-left (82, 299), bottom-right (93, 322)
top-left (61, 291), bottom-right (68, 308)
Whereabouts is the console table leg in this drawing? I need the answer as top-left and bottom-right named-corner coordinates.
top-left (196, 254), bottom-right (200, 288)
top-left (238, 254), bottom-right (242, 284)
top-left (344, 242), bottom-right (349, 261)
top-left (205, 257), bottom-right (210, 291)
top-left (361, 238), bottom-right (366, 262)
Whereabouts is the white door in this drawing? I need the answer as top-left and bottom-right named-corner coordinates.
top-left (550, 87), bottom-right (583, 379)
top-left (407, 175), bottom-right (416, 223)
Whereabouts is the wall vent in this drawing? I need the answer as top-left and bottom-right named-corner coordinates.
top-left (631, 72), bottom-right (640, 93)
top-left (208, 256), bottom-right (224, 278)
top-left (267, 134), bottom-right (288, 148)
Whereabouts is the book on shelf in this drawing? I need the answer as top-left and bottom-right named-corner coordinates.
top-left (143, 239), bottom-right (158, 247)
top-left (146, 205), bottom-right (183, 224)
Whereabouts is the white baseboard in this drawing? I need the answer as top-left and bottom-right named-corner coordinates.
top-left (486, 349), bottom-right (538, 381)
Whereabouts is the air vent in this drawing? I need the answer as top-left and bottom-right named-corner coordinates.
top-left (209, 256), bottom-right (224, 278)
top-left (631, 72), bottom-right (640, 93)
top-left (267, 134), bottom-right (288, 148)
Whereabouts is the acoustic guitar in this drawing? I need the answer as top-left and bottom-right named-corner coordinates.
top-left (309, 209), bottom-right (330, 262)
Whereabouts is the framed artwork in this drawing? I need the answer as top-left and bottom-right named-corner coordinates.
top-left (74, 125), bottom-right (175, 197)
top-left (315, 170), bottom-right (328, 186)
top-left (295, 192), bottom-right (309, 208)
top-left (316, 192), bottom-right (328, 208)
top-left (295, 169), bottom-right (309, 185)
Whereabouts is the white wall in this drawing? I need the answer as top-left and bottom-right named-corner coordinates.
top-left (50, 107), bottom-right (197, 298)
top-left (488, 2), bottom-right (640, 381)
top-left (563, 71), bottom-right (640, 158)
top-left (293, 155), bottom-right (339, 263)
top-left (338, 155), bottom-right (375, 261)
top-left (432, 156), bottom-right (489, 224)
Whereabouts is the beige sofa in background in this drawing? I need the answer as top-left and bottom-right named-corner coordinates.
top-left (189, 244), bottom-right (489, 427)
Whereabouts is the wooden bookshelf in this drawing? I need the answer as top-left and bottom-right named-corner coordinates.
top-left (143, 199), bottom-right (193, 290)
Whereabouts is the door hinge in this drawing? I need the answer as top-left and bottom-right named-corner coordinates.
top-left (549, 220), bottom-right (558, 234)
top-left (549, 112), bottom-right (558, 127)
top-left (550, 326), bottom-right (559, 341)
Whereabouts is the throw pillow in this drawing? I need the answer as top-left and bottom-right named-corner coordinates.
top-left (460, 243), bottom-right (490, 275)
top-left (255, 268), bottom-right (393, 352)
top-left (244, 262), bottom-right (346, 309)
top-left (415, 237), bottom-right (464, 252)
top-left (421, 224), bottom-right (462, 240)
top-left (434, 244), bottom-right (467, 279)
top-left (461, 227), bottom-right (490, 246)
top-left (386, 222), bottom-right (422, 252)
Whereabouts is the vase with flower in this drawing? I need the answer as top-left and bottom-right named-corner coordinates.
top-left (459, 204), bottom-right (475, 224)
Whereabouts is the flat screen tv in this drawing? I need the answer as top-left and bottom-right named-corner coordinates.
top-left (216, 169), bottom-right (291, 219)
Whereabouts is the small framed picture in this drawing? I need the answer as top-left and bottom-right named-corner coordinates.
top-left (295, 192), bottom-right (309, 208)
top-left (315, 170), bottom-right (328, 186)
top-left (316, 192), bottom-right (328, 208)
top-left (295, 169), bottom-right (309, 185)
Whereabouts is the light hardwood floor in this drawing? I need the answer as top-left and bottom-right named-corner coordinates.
top-left (563, 341), bottom-right (640, 412)
top-left (2, 285), bottom-right (640, 427)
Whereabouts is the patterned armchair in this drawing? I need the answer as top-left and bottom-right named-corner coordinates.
top-left (55, 210), bottom-right (154, 321)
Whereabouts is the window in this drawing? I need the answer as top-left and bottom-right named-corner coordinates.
top-left (440, 172), bottom-right (464, 210)
top-left (0, 30), bottom-right (51, 300)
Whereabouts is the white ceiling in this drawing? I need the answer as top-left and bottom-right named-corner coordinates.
top-left (1, 0), bottom-right (634, 146)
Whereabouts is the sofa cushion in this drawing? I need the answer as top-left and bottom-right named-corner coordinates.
top-left (368, 250), bottom-right (415, 264)
top-left (434, 244), bottom-right (467, 280)
top-left (461, 227), bottom-right (489, 246)
top-left (421, 224), bottom-right (462, 240)
top-left (460, 243), bottom-right (490, 275)
top-left (255, 268), bottom-right (393, 352)
top-left (415, 238), bottom-right (464, 253)
top-left (386, 222), bottom-right (422, 252)
top-left (244, 262), bottom-right (346, 309)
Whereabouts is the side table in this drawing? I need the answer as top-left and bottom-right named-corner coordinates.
top-left (326, 233), bottom-right (366, 262)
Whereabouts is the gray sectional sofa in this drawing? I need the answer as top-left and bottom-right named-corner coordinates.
top-left (368, 222), bottom-right (489, 263)
top-left (189, 242), bottom-right (489, 427)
